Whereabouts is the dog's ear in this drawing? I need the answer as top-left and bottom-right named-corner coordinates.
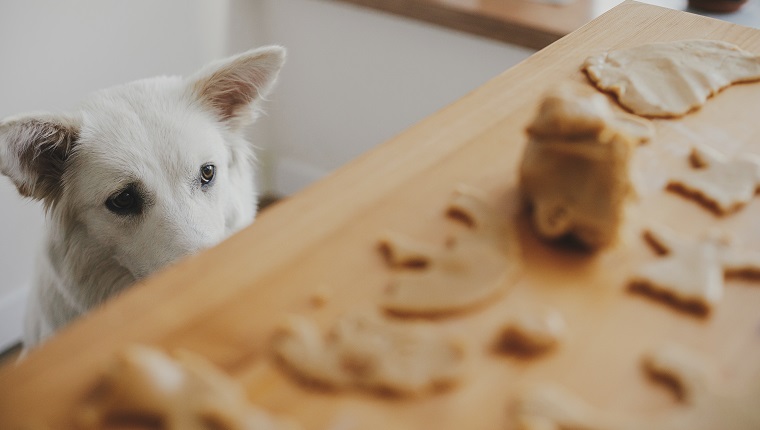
top-left (0, 113), bottom-right (80, 204)
top-left (189, 46), bottom-right (286, 129)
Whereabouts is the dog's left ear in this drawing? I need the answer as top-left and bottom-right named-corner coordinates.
top-left (0, 113), bottom-right (80, 205)
top-left (189, 46), bottom-right (286, 130)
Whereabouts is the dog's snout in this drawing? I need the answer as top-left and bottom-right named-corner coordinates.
top-left (124, 210), bottom-right (225, 280)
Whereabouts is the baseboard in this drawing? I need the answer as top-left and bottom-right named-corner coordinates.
top-left (0, 285), bottom-right (29, 352)
top-left (272, 157), bottom-right (330, 196)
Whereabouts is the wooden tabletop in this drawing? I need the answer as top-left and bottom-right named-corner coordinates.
top-left (3, 2), bottom-right (760, 429)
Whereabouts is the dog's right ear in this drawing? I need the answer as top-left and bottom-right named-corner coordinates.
top-left (0, 113), bottom-right (80, 204)
top-left (188, 46), bottom-right (286, 130)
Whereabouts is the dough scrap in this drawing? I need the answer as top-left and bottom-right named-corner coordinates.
top-left (378, 231), bottom-right (437, 269)
top-left (445, 184), bottom-right (499, 230)
top-left (380, 186), bottom-right (520, 317)
top-left (629, 224), bottom-right (760, 316)
top-left (584, 39), bottom-right (760, 117)
top-left (492, 308), bottom-right (566, 358)
top-left (629, 225), bottom-right (723, 316)
top-left (514, 344), bottom-right (760, 430)
top-left (667, 145), bottom-right (760, 215)
top-left (720, 246), bottom-right (760, 279)
top-left (520, 83), bottom-right (646, 250)
top-left (382, 233), bottom-right (513, 317)
top-left (77, 345), bottom-right (299, 430)
top-left (271, 313), bottom-right (465, 396)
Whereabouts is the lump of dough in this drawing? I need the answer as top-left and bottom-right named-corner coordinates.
top-left (584, 39), bottom-right (760, 117)
top-left (519, 83), bottom-right (647, 250)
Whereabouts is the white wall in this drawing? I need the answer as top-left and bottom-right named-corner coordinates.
top-left (255, 0), bottom-right (534, 194)
top-left (0, 0), bottom-right (533, 350)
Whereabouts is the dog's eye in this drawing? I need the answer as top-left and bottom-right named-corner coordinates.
top-left (106, 186), bottom-right (142, 215)
top-left (200, 163), bottom-right (216, 186)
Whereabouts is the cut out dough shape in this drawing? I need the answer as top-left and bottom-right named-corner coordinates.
top-left (584, 39), bottom-right (760, 117)
top-left (629, 225), bottom-right (723, 316)
top-left (380, 186), bottom-right (520, 317)
top-left (492, 308), bottom-right (566, 358)
top-left (514, 344), bottom-right (760, 430)
top-left (77, 345), bottom-right (299, 430)
top-left (629, 224), bottom-right (760, 317)
top-left (378, 231), bottom-right (438, 269)
top-left (667, 145), bottom-right (760, 215)
top-left (445, 184), bottom-right (501, 230)
top-left (271, 313), bottom-right (465, 396)
top-left (520, 83), bottom-right (648, 250)
top-left (382, 233), bottom-right (513, 316)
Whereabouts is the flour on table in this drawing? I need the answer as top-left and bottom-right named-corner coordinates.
top-left (271, 313), bottom-right (465, 396)
top-left (584, 39), bottom-right (760, 117)
top-left (667, 145), bottom-right (760, 215)
top-left (77, 345), bottom-right (299, 430)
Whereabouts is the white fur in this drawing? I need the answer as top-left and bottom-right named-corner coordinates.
top-left (0, 46), bottom-right (286, 350)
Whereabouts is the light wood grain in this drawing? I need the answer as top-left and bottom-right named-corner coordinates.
top-left (3, 2), bottom-right (760, 429)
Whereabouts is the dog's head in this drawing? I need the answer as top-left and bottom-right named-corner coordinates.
top-left (0, 46), bottom-right (285, 281)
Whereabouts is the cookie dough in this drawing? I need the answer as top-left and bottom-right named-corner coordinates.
top-left (380, 186), bottom-right (520, 317)
top-left (492, 308), bottom-right (566, 358)
top-left (667, 145), bottom-right (760, 215)
top-left (445, 184), bottom-right (498, 230)
top-left (378, 231), bottom-right (437, 269)
top-left (629, 225), bottom-right (723, 316)
top-left (520, 83), bottom-right (648, 249)
top-left (584, 39), bottom-right (760, 117)
top-left (271, 313), bottom-right (465, 396)
top-left (77, 345), bottom-right (298, 430)
top-left (381, 232), bottom-right (513, 317)
top-left (629, 224), bottom-right (760, 316)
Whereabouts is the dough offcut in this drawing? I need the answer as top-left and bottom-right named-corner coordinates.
top-left (584, 40), bottom-right (760, 117)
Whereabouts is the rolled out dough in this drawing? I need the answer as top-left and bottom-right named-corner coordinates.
top-left (584, 40), bottom-right (760, 117)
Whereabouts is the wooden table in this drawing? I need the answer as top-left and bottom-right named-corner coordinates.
top-left (3, 2), bottom-right (760, 428)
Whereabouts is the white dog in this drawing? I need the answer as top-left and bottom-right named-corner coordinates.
top-left (0, 46), bottom-right (286, 350)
